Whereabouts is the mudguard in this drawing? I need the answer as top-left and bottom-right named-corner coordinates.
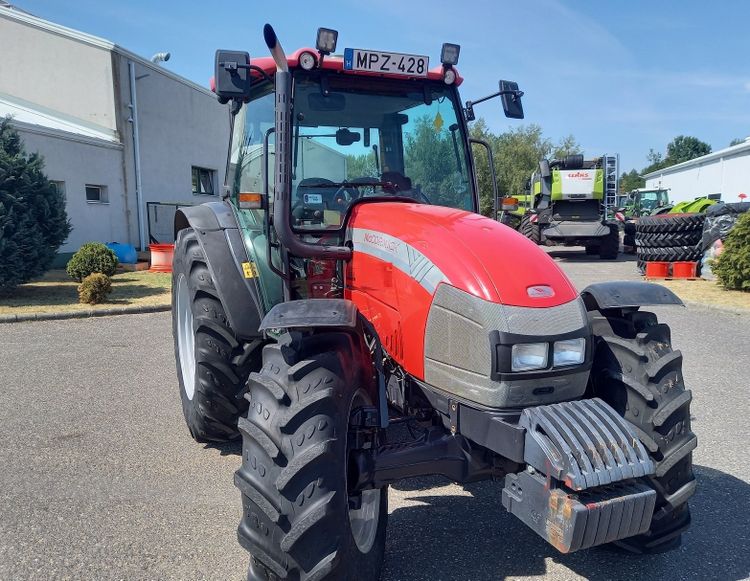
top-left (259, 299), bottom-right (390, 429)
top-left (259, 298), bottom-right (358, 330)
top-left (174, 202), bottom-right (264, 339)
top-left (580, 281), bottom-right (683, 311)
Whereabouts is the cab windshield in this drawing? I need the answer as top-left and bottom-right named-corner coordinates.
top-left (227, 73), bottom-right (474, 231)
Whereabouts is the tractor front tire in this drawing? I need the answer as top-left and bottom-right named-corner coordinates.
top-left (172, 227), bottom-right (260, 443)
top-left (590, 310), bottom-right (696, 553)
top-left (236, 333), bottom-right (388, 581)
top-left (598, 225), bottom-right (620, 259)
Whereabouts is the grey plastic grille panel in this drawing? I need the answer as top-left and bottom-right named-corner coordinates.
top-left (423, 284), bottom-right (589, 408)
top-left (520, 398), bottom-right (655, 490)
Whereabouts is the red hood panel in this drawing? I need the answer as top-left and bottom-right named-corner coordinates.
top-left (348, 203), bottom-right (578, 307)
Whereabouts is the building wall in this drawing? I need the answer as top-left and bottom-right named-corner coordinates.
top-left (18, 127), bottom-right (128, 253)
top-left (0, 14), bottom-right (117, 137)
top-left (113, 54), bottom-right (231, 245)
top-left (645, 151), bottom-right (750, 204)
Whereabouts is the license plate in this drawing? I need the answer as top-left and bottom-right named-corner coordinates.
top-left (343, 48), bottom-right (429, 77)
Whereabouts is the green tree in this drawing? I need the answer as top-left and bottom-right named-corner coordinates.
top-left (552, 134), bottom-right (582, 159)
top-left (0, 118), bottom-right (71, 292)
top-left (345, 152), bottom-right (379, 179)
top-left (643, 148), bottom-right (667, 174)
top-left (730, 137), bottom-right (744, 147)
top-left (404, 116), bottom-right (468, 210)
top-left (619, 169), bottom-right (645, 193)
top-left (713, 212), bottom-right (750, 291)
top-left (665, 135), bottom-right (711, 164)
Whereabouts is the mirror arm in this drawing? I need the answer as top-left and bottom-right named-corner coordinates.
top-left (464, 89), bottom-right (525, 121)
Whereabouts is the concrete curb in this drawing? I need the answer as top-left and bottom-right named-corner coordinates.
top-left (0, 303), bottom-right (171, 324)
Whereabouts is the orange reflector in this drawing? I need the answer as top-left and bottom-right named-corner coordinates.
top-left (501, 197), bottom-right (519, 211)
top-left (238, 192), bottom-right (263, 209)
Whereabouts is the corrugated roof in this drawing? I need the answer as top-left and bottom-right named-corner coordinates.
top-left (643, 138), bottom-right (750, 178)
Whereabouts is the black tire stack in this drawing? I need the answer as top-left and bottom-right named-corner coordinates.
top-left (635, 214), bottom-right (705, 265)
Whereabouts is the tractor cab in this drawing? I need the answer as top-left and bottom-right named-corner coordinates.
top-left (216, 28), bottom-right (523, 305)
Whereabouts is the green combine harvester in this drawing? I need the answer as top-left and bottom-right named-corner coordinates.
top-left (515, 154), bottom-right (620, 259)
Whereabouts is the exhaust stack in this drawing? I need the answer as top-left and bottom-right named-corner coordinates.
top-left (263, 24), bottom-right (288, 72)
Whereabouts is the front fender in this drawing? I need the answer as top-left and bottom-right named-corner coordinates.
top-left (581, 281), bottom-right (684, 311)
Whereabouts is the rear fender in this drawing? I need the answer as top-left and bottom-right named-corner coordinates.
top-left (175, 202), bottom-right (264, 339)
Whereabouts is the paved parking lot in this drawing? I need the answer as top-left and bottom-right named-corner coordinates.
top-left (1, 249), bottom-right (749, 580)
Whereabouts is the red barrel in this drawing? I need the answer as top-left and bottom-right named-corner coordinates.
top-left (645, 262), bottom-right (669, 278)
top-left (672, 261), bottom-right (697, 279)
top-left (149, 243), bottom-right (174, 273)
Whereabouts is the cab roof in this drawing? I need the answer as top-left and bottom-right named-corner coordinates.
top-left (248, 48), bottom-right (463, 86)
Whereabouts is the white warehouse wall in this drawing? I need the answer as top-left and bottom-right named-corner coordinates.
top-left (113, 53), bottom-right (231, 246)
top-left (644, 146), bottom-right (750, 204)
top-left (0, 13), bottom-right (118, 137)
top-left (18, 127), bottom-right (129, 253)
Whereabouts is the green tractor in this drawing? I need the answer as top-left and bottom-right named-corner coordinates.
top-left (620, 188), bottom-right (671, 251)
top-left (619, 188), bottom-right (671, 219)
top-left (518, 154), bottom-right (621, 259)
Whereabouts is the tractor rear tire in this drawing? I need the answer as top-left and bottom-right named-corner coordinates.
top-left (172, 227), bottom-right (260, 443)
top-left (637, 245), bottom-right (702, 262)
top-left (635, 230), bottom-right (702, 248)
top-left (520, 215), bottom-right (541, 245)
top-left (636, 214), bottom-right (705, 234)
top-left (590, 310), bottom-right (696, 553)
top-left (598, 225), bottom-right (619, 259)
top-left (236, 333), bottom-right (388, 581)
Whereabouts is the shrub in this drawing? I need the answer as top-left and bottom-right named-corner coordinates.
top-left (66, 242), bottom-right (118, 282)
top-left (77, 272), bottom-right (112, 305)
top-left (0, 117), bottom-right (71, 292)
top-left (713, 212), bottom-right (750, 291)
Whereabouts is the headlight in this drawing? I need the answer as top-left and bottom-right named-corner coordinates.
top-left (511, 343), bottom-right (548, 371)
top-left (553, 338), bottom-right (585, 367)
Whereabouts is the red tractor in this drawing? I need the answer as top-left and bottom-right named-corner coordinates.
top-left (172, 24), bottom-right (696, 580)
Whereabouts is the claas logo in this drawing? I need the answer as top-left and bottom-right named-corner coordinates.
top-left (567, 171), bottom-right (593, 180)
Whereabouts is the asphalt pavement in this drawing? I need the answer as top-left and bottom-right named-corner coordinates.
top-left (1, 248), bottom-right (748, 581)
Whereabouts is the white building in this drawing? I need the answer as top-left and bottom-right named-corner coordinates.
top-left (0, 4), bottom-right (230, 260)
top-left (643, 138), bottom-right (750, 204)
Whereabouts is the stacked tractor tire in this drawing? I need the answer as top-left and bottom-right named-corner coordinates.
top-left (635, 214), bottom-right (705, 272)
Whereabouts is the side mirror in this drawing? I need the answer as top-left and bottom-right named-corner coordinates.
top-left (499, 80), bottom-right (524, 119)
top-left (539, 159), bottom-right (551, 179)
top-left (214, 50), bottom-right (252, 104)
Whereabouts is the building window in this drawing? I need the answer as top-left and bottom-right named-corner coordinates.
top-left (50, 181), bottom-right (66, 198)
top-left (85, 184), bottom-right (108, 203)
top-left (192, 166), bottom-right (216, 195)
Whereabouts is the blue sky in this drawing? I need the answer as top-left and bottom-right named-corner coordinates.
top-left (16, 0), bottom-right (749, 171)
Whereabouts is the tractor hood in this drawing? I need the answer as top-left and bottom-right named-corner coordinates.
top-left (347, 202), bottom-right (578, 308)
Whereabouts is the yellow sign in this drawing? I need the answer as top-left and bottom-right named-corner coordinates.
top-left (433, 111), bottom-right (444, 132)
top-left (241, 262), bottom-right (256, 279)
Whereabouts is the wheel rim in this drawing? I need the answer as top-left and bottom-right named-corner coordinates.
top-left (175, 273), bottom-right (196, 400)
top-left (347, 390), bottom-right (380, 554)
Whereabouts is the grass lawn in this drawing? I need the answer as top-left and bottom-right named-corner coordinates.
top-left (658, 278), bottom-right (750, 312)
top-left (0, 269), bottom-right (172, 315)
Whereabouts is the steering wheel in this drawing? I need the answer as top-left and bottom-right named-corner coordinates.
top-left (350, 176), bottom-right (379, 197)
